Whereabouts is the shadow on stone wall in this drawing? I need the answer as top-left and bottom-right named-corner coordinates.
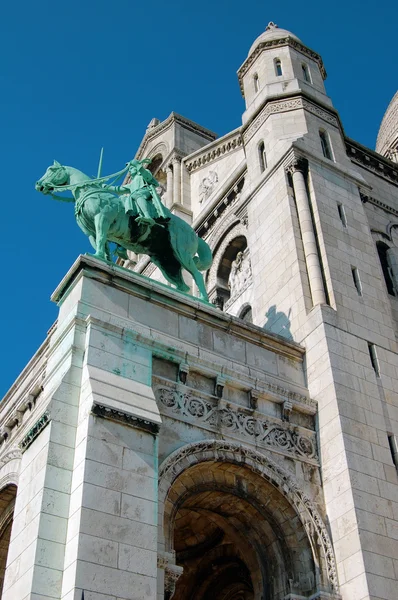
top-left (263, 305), bottom-right (293, 341)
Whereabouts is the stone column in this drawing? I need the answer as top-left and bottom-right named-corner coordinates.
top-left (166, 165), bottom-right (173, 208)
top-left (288, 159), bottom-right (326, 306)
top-left (172, 157), bottom-right (181, 206)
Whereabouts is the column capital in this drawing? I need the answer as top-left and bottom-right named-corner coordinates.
top-left (286, 157), bottom-right (308, 175)
top-left (171, 155), bottom-right (182, 165)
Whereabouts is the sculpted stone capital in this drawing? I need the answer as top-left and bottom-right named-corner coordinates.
top-left (286, 157), bottom-right (308, 176)
top-left (171, 156), bottom-right (182, 165)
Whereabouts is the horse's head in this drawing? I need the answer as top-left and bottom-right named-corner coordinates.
top-left (35, 160), bottom-right (69, 194)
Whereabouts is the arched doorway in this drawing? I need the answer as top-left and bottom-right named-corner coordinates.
top-left (160, 442), bottom-right (338, 600)
top-left (0, 484), bottom-right (17, 596)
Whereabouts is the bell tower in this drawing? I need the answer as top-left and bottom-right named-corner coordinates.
top-left (237, 21), bottom-right (398, 600)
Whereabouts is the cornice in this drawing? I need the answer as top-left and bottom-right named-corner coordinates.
top-left (92, 403), bottom-right (160, 435)
top-left (53, 256), bottom-right (306, 360)
top-left (185, 128), bottom-right (243, 172)
top-left (243, 95), bottom-right (339, 144)
top-left (360, 192), bottom-right (398, 218)
top-left (135, 112), bottom-right (217, 160)
top-left (237, 37), bottom-right (327, 96)
top-left (345, 137), bottom-right (398, 187)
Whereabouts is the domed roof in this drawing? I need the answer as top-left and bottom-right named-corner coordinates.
top-left (248, 22), bottom-right (302, 57)
top-left (376, 91), bottom-right (398, 161)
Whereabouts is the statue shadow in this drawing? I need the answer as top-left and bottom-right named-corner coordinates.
top-left (263, 305), bottom-right (293, 341)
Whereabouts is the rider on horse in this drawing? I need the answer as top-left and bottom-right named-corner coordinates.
top-left (108, 159), bottom-right (168, 228)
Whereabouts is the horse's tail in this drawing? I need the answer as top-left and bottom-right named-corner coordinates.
top-left (194, 237), bottom-right (213, 271)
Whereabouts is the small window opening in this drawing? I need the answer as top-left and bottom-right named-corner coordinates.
top-left (302, 64), bottom-right (311, 83)
top-left (258, 141), bottom-right (267, 173)
top-left (253, 73), bottom-right (260, 93)
top-left (319, 130), bottom-right (333, 160)
top-left (351, 267), bottom-right (362, 296)
top-left (337, 203), bottom-right (347, 227)
top-left (368, 343), bottom-right (380, 377)
top-left (388, 434), bottom-right (398, 472)
top-left (274, 58), bottom-right (282, 76)
top-left (376, 242), bottom-right (395, 296)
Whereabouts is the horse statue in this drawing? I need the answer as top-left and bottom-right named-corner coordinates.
top-left (35, 160), bottom-right (212, 301)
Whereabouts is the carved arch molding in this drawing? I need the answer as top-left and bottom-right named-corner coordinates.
top-left (206, 222), bottom-right (248, 292)
top-left (158, 440), bottom-right (339, 597)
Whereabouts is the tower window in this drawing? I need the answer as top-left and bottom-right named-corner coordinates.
top-left (351, 267), bottom-right (362, 296)
top-left (253, 73), bottom-right (260, 93)
top-left (388, 434), bottom-right (398, 472)
top-left (368, 343), bottom-right (380, 377)
top-left (258, 141), bottom-right (267, 172)
top-left (274, 58), bottom-right (282, 76)
top-left (302, 63), bottom-right (311, 83)
top-left (337, 203), bottom-right (347, 227)
top-left (319, 130), bottom-right (333, 160)
top-left (376, 241), bottom-right (395, 296)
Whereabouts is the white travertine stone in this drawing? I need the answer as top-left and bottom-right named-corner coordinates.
top-left (290, 162), bottom-right (326, 306)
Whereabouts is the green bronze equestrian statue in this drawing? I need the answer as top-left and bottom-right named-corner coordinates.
top-left (36, 158), bottom-right (212, 301)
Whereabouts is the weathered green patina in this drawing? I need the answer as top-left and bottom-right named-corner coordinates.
top-left (36, 160), bottom-right (212, 300)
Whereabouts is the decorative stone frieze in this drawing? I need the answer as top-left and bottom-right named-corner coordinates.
top-left (185, 132), bottom-right (243, 172)
top-left (91, 404), bottom-right (160, 435)
top-left (243, 97), bottom-right (338, 144)
top-left (155, 384), bottom-right (318, 463)
top-left (360, 190), bottom-right (398, 217)
top-left (347, 138), bottom-right (398, 186)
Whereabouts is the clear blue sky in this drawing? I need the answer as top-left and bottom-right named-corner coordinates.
top-left (1, 0), bottom-right (397, 397)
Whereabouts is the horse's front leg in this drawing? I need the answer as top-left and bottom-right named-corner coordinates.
top-left (93, 206), bottom-right (117, 260)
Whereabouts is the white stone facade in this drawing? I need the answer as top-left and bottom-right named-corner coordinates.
top-left (1, 21), bottom-right (398, 600)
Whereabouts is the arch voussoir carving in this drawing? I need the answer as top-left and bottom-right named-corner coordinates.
top-left (158, 439), bottom-right (339, 596)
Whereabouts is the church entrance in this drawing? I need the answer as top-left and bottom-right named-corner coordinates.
top-left (161, 446), bottom-right (319, 600)
top-left (172, 487), bottom-right (256, 600)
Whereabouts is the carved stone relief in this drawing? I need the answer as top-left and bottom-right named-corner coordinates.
top-left (155, 384), bottom-right (318, 463)
top-left (227, 248), bottom-right (252, 304)
top-left (199, 170), bottom-right (218, 203)
top-left (158, 440), bottom-right (339, 595)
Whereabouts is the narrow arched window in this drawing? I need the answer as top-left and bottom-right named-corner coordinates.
top-left (302, 63), bottom-right (311, 83)
top-left (319, 130), bottom-right (333, 160)
top-left (253, 73), bottom-right (260, 93)
top-left (377, 242), bottom-right (395, 296)
top-left (258, 141), bottom-right (267, 172)
top-left (240, 305), bottom-right (253, 323)
top-left (274, 58), bottom-right (282, 76)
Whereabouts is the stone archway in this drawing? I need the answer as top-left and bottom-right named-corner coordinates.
top-left (158, 441), bottom-right (339, 600)
top-left (0, 484), bottom-right (17, 597)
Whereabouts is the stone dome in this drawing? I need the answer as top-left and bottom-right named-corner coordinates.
top-left (376, 91), bottom-right (398, 162)
top-left (248, 22), bottom-right (302, 57)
